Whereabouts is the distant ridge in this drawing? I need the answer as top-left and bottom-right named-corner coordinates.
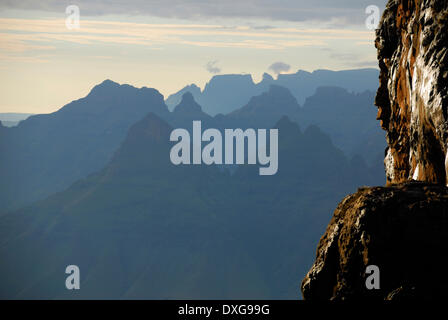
top-left (166, 68), bottom-right (379, 115)
top-left (0, 113), bottom-right (34, 127)
top-left (0, 80), bottom-right (169, 210)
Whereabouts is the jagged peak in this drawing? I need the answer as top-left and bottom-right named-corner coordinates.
top-left (180, 92), bottom-right (195, 103)
top-left (249, 84), bottom-right (298, 106)
top-left (89, 79), bottom-right (121, 94)
top-left (262, 72), bottom-right (274, 81)
top-left (126, 112), bottom-right (172, 143)
top-left (274, 115), bottom-right (301, 133)
top-left (87, 80), bottom-right (163, 99)
top-left (173, 92), bottom-right (203, 113)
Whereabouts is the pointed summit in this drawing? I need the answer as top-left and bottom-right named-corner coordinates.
top-left (230, 85), bottom-right (299, 116)
top-left (174, 92), bottom-right (202, 114)
top-left (165, 84), bottom-right (201, 111)
top-left (170, 93), bottom-right (213, 126)
top-left (109, 112), bottom-right (173, 170)
top-left (262, 72), bottom-right (274, 81)
top-left (181, 91), bottom-right (195, 103)
top-left (88, 79), bottom-right (121, 97)
top-left (274, 115), bottom-right (302, 137)
top-left (275, 115), bottom-right (297, 128)
top-left (125, 112), bottom-right (173, 144)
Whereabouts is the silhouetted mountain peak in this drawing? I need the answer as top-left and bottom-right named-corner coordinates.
top-left (302, 86), bottom-right (354, 108)
top-left (108, 112), bottom-right (173, 170)
top-left (226, 85), bottom-right (298, 128)
top-left (266, 85), bottom-right (294, 97)
top-left (174, 92), bottom-right (202, 112)
top-left (88, 79), bottom-right (120, 95)
top-left (204, 74), bottom-right (254, 93)
top-left (262, 72), bottom-right (274, 81)
top-left (127, 112), bottom-right (172, 144)
top-left (181, 91), bottom-right (194, 102)
top-left (274, 115), bottom-right (301, 134)
top-left (87, 80), bottom-right (164, 103)
top-left (303, 124), bottom-right (333, 146)
top-left (185, 84), bottom-right (201, 92)
top-left (165, 84), bottom-right (202, 111)
top-left (244, 85), bottom-right (299, 111)
top-left (296, 69), bottom-right (312, 76)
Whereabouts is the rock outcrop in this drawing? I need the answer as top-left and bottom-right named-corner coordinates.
top-left (302, 182), bottom-right (448, 300)
top-left (375, 0), bottom-right (448, 185)
top-left (302, 0), bottom-right (448, 300)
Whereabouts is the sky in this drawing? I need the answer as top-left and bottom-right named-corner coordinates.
top-left (0, 0), bottom-right (387, 114)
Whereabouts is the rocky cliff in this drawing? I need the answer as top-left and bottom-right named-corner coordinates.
top-left (302, 182), bottom-right (448, 300)
top-left (302, 0), bottom-right (448, 300)
top-left (375, 0), bottom-right (448, 185)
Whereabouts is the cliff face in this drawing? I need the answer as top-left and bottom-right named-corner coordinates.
top-left (375, 0), bottom-right (448, 185)
top-left (302, 182), bottom-right (448, 300)
top-left (302, 0), bottom-right (448, 300)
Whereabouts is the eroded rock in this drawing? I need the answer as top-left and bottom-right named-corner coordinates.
top-left (375, 0), bottom-right (448, 185)
top-left (301, 0), bottom-right (448, 301)
top-left (301, 182), bottom-right (448, 300)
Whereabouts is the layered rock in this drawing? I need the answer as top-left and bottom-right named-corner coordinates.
top-left (375, 0), bottom-right (448, 185)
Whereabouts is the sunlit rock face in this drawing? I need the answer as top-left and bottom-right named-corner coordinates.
top-left (375, 0), bottom-right (448, 185)
top-left (301, 0), bottom-right (448, 301)
top-left (301, 182), bottom-right (448, 300)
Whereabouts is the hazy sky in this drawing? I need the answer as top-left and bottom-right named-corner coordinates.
top-left (0, 0), bottom-right (387, 113)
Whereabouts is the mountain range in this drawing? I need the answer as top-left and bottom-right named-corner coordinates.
top-left (0, 69), bottom-right (385, 299)
top-left (166, 68), bottom-right (379, 115)
top-left (0, 80), bottom-right (168, 210)
top-left (0, 112), bottom-right (379, 299)
top-left (0, 76), bottom-right (384, 211)
top-left (0, 113), bottom-right (34, 127)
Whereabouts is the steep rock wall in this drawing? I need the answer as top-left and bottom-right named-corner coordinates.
top-left (375, 0), bottom-right (448, 185)
top-left (301, 182), bottom-right (448, 300)
top-left (301, 0), bottom-right (448, 300)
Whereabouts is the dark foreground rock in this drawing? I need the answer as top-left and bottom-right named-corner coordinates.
top-left (301, 182), bottom-right (448, 300)
top-left (301, 0), bottom-right (448, 300)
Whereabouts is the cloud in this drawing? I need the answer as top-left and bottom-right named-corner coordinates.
top-left (0, 17), bottom-right (374, 58)
top-left (325, 49), bottom-right (377, 68)
top-left (268, 62), bottom-right (291, 74)
top-left (0, 0), bottom-right (388, 25)
top-left (205, 60), bottom-right (221, 74)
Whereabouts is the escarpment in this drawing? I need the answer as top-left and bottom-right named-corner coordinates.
top-left (302, 0), bottom-right (448, 300)
top-left (375, 0), bottom-right (448, 185)
top-left (301, 182), bottom-right (448, 300)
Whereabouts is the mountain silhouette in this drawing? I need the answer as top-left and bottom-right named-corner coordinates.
top-left (0, 80), bottom-right (169, 210)
top-left (168, 92), bottom-right (214, 128)
top-left (165, 84), bottom-right (202, 111)
top-left (224, 85), bottom-right (299, 129)
top-left (0, 79), bottom-right (385, 211)
top-left (293, 86), bottom-right (385, 167)
top-left (0, 73), bottom-right (387, 299)
top-left (0, 110), bottom-right (377, 299)
top-left (0, 113), bottom-right (34, 127)
top-left (166, 68), bottom-right (379, 115)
